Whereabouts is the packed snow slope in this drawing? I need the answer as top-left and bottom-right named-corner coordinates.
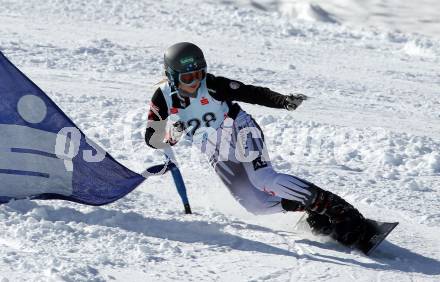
top-left (1, 0), bottom-right (440, 281)
top-left (232, 0), bottom-right (440, 39)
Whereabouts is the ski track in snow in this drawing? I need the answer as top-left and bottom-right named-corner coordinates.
top-left (0, 0), bottom-right (440, 281)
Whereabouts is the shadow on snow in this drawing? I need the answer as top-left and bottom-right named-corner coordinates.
top-left (4, 200), bottom-right (340, 264)
top-left (295, 238), bottom-right (440, 276)
top-left (8, 199), bottom-right (437, 274)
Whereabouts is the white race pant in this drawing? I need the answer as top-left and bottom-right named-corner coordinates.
top-left (201, 110), bottom-right (316, 215)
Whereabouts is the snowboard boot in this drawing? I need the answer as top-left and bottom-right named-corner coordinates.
top-left (281, 198), bottom-right (305, 212)
top-left (307, 186), bottom-right (366, 247)
top-left (281, 199), bottom-right (333, 236)
top-left (305, 210), bottom-right (333, 236)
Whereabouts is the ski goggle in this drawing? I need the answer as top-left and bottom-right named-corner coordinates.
top-left (178, 68), bottom-right (206, 85)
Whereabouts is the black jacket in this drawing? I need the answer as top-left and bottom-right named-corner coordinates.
top-left (145, 73), bottom-right (287, 148)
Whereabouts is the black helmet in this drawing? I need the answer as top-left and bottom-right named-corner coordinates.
top-left (164, 42), bottom-right (207, 88)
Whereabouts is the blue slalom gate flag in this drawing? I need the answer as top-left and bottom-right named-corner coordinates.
top-left (0, 51), bottom-right (147, 205)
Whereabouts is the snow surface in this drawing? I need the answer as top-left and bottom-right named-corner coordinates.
top-left (233, 0), bottom-right (440, 39)
top-left (1, 0), bottom-right (440, 281)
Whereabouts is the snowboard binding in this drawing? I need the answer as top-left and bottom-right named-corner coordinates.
top-left (301, 186), bottom-right (398, 255)
top-left (307, 186), bottom-right (366, 247)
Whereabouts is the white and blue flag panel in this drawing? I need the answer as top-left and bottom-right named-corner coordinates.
top-left (0, 51), bottom-right (146, 205)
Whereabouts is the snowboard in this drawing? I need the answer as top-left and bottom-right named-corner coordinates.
top-left (356, 219), bottom-right (399, 256)
top-left (294, 214), bottom-right (398, 256)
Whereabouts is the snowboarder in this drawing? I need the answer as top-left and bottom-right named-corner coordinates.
top-left (145, 42), bottom-right (367, 248)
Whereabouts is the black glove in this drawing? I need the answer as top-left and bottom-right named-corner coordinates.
top-left (284, 93), bottom-right (308, 111)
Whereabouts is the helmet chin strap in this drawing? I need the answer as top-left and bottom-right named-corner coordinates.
top-left (176, 82), bottom-right (201, 98)
top-left (177, 88), bottom-right (198, 98)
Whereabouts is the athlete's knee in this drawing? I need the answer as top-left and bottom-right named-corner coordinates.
top-left (240, 202), bottom-right (268, 215)
top-left (238, 201), bottom-right (276, 215)
top-left (247, 165), bottom-right (278, 189)
top-left (235, 195), bottom-right (280, 215)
